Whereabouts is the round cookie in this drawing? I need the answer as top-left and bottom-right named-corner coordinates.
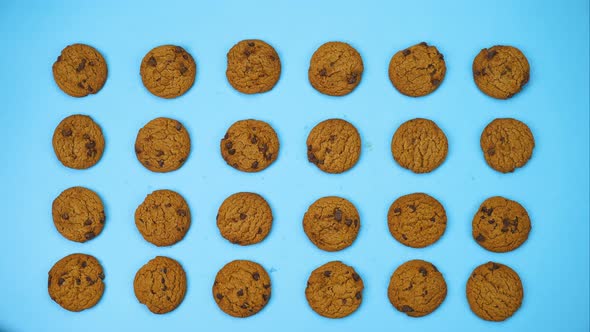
top-left (216, 192), bottom-right (273, 245)
top-left (473, 45), bottom-right (530, 99)
top-left (473, 196), bottom-right (531, 253)
top-left (135, 190), bottom-right (191, 247)
top-left (134, 256), bottom-right (187, 314)
top-left (307, 119), bottom-right (361, 174)
top-left (212, 260), bottom-right (271, 318)
top-left (303, 196), bottom-right (360, 252)
top-left (52, 44), bottom-right (108, 97)
top-left (220, 119), bottom-right (279, 172)
top-left (52, 114), bottom-right (105, 170)
top-left (388, 260), bottom-right (447, 317)
top-left (140, 45), bottom-right (196, 99)
top-left (389, 42), bottom-right (446, 97)
top-left (226, 39), bottom-right (281, 94)
top-left (52, 187), bottom-right (105, 242)
top-left (305, 261), bottom-right (364, 318)
top-left (308, 42), bottom-right (364, 96)
top-left (466, 262), bottom-right (524, 321)
top-left (135, 117), bottom-right (191, 173)
top-left (480, 118), bottom-right (534, 173)
top-left (391, 118), bottom-right (448, 174)
top-left (48, 253), bottom-right (105, 312)
top-left (387, 193), bottom-right (447, 248)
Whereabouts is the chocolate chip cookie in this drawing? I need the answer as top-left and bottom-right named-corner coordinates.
top-left (52, 44), bottom-right (108, 97)
top-left (480, 118), bottom-right (535, 173)
top-left (140, 45), bottom-right (196, 99)
top-left (135, 117), bottom-right (191, 173)
top-left (303, 196), bottom-right (360, 252)
top-left (134, 256), bottom-right (187, 314)
top-left (308, 42), bottom-right (364, 96)
top-left (473, 45), bottom-right (530, 99)
top-left (388, 42), bottom-right (446, 97)
top-left (52, 187), bottom-right (105, 242)
top-left (391, 118), bottom-right (448, 174)
top-left (216, 192), bottom-right (273, 245)
top-left (226, 39), bottom-right (281, 94)
top-left (48, 253), bottom-right (105, 312)
top-left (213, 260), bottom-right (271, 318)
top-left (307, 119), bottom-right (361, 174)
top-left (220, 119), bottom-right (279, 172)
top-left (135, 190), bottom-right (191, 247)
top-left (52, 114), bottom-right (105, 169)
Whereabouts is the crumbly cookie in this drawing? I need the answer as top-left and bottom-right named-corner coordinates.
top-left (466, 262), bottom-right (524, 321)
top-left (52, 114), bottom-right (105, 170)
top-left (135, 190), bottom-right (191, 247)
top-left (216, 192), bottom-right (273, 245)
top-left (135, 117), bottom-right (191, 173)
top-left (480, 118), bottom-right (535, 173)
top-left (305, 261), bottom-right (364, 318)
top-left (220, 119), bottom-right (279, 172)
top-left (388, 260), bottom-right (447, 317)
top-left (388, 42), bottom-right (446, 97)
top-left (226, 39), bottom-right (281, 94)
top-left (134, 256), bottom-right (187, 314)
top-left (473, 45), bottom-right (530, 99)
top-left (48, 253), bottom-right (105, 312)
top-left (52, 44), bottom-right (108, 97)
top-left (52, 187), bottom-right (105, 242)
top-left (472, 196), bottom-right (531, 253)
top-left (391, 118), bottom-right (448, 174)
top-left (213, 260), bottom-right (271, 318)
top-left (307, 119), bottom-right (361, 174)
top-left (140, 45), bottom-right (196, 99)
top-left (308, 42), bottom-right (364, 96)
top-left (387, 193), bottom-right (447, 248)
top-left (303, 196), bottom-right (360, 252)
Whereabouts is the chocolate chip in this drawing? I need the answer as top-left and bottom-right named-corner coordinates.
top-left (61, 129), bottom-right (72, 137)
top-left (319, 68), bottom-right (327, 76)
top-left (488, 219), bottom-right (496, 224)
top-left (251, 161), bottom-right (259, 169)
top-left (402, 234), bottom-right (407, 240)
top-left (486, 50), bottom-right (498, 60)
top-left (393, 208), bottom-right (401, 215)
top-left (174, 46), bottom-right (184, 53)
top-left (87, 149), bottom-right (97, 157)
top-left (98, 272), bottom-right (105, 279)
top-left (240, 303), bottom-right (248, 309)
top-left (419, 267), bottom-right (427, 276)
top-left (216, 293), bottom-right (223, 300)
top-left (402, 49), bottom-right (411, 56)
top-left (481, 207), bottom-right (494, 216)
top-left (84, 219), bottom-right (92, 226)
top-left (61, 213), bottom-right (69, 220)
top-left (345, 219), bottom-right (353, 226)
top-left (84, 231), bottom-right (95, 240)
top-left (154, 150), bottom-right (164, 157)
top-left (244, 49), bottom-right (251, 56)
top-left (248, 42), bottom-right (255, 47)
top-left (419, 42), bottom-right (427, 46)
top-left (177, 209), bottom-right (187, 217)
top-left (347, 74), bottom-right (358, 84)
top-left (476, 234), bottom-right (486, 242)
top-left (431, 78), bottom-right (440, 86)
top-left (263, 284), bottom-right (270, 289)
top-left (323, 271), bottom-right (331, 277)
top-left (334, 208), bottom-right (342, 221)
top-left (148, 56), bottom-right (157, 67)
top-left (262, 294), bottom-right (268, 301)
top-left (352, 273), bottom-right (360, 281)
top-left (77, 82), bottom-right (84, 89)
top-left (158, 160), bottom-right (164, 167)
top-left (238, 213), bottom-right (247, 220)
top-left (81, 261), bottom-right (87, 268)
top-left (179, 65), bottom-right (188, 75)
top-left (58, 278), bottom-right (65, 286)
top-left (401, 305), bottom-right (414, 312)
top-left (99, 215), bottom-right (105, 224)
top-left (487, 147), bottom-right (496, 156)
top-left (252, 272), bottom-right (260, 281)
top-left (250, 136), bottom-right (258, 144)
top-left (265, 153), bottom-right (272, 161)
top-left (76, 59), bottom-right (86, 72)
top-left (355, 292), bottom-right (362, 300)
top-left (175, 122), bottom-right (182, 131)
top-left (259, 144), bottom-right (268, 153)
top-left (162, 267), bottom-right (167, 273)
top-left (490, 263), bottom-right (500, 271)
top-left (430, 217), bottom-right (436, 222)
top-left (225, 141), bottom-right (233, 149)
top-left (85, 141), bottom-right (96, 149)
top-left (86, 276), bottom-right (93, 284)
top-left (162, 285), bottom-right (168, 291)
top-left (342, 298), bottom-right (347, 304)
top-left (57, 55), bottom-right (62, 62)
top-left (76, 278), bottom-right (81, 285)
top-left (237, 289), bottom-right (244, 296)
top-left (161, 277), bottom-right (165, 284)
top-left (408, 204), bottom-right (416, 212)
top-left (228, 149), bottom-right (236, 155)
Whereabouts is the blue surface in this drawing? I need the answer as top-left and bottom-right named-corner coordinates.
top-left (0, 0), bottom-right (588, 331)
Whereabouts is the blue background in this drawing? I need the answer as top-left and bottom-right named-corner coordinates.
top-left (0, 0), bottom-right (588, 331)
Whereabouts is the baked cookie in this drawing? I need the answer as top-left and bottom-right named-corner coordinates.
top-left (52, 44), bottom-right (108, 97)
top-left (387, 193), bottom-right (447, 248)
top-left (140, 45), bottom-right (196, 99)
top-left (308, 42), bottom-right (364, 96)
top-left (480, 118), bottom-right (534, 173)
top-left (134, 256), bottom-right (187, 314)
top-left (216, 192), bottom-right (273, 245)
top-left (388, 42), bottom-right (446, 97)
top-left (220, 119), bottom-right (279, 172)
top-left (48, 253), bottom-right (105, 312)
top-left (303, 196), bottom-right (360, 252)
top-left (388, 260), bottom-right (447, 317)
top-left (305, 261), bottom-right (364, 318)
top-left (52, 114), bottom-right (105, 170)
top-left (473, 196), bottom-right (531, 253)
top-left (307, 119), bottom-right (361, 174)
top-left (135, 190), bottom-right (191, 247)
top-left (466, 262), bottom-right (524, 321)
top-left (473, 45), bottom-right (530, 99)
top-left (135, 117), bottom-right (191, 173)
top-left (226, 39), bottom-right (281, 94)
top-left (213, 260), bottom-right (271, 318)
top-left (391, 118), bottom-right (448, 173)
top-left (52, 187), bottom-right (105, 242)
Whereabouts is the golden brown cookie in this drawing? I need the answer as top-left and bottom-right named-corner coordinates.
top-left (140, 45), bottom-right (196, 99)
top-left (134, 256), bottom-right (187, 314)
top-left (303, 196), bottom-right (360, 252)
top-left (52, 187), bottom-right (105, 242)
top-left (226, 39), bottom-right (281, 94)
top-left (305, 261), bottom-right (364, 318)
top-left (135, 190), bottom-right (191, 247)
top-left (135, 117), bottom-right (191, 173)
top-left (307, 119), bottom-right (361, 174)
top-left (472, 196), bottom-right (531, 253)
top-left (387, 193), bottom-right (447, 248)
top-left (391, 118), bottom-right (448, 174)
top-left (466, 262), bottom-right (524, 321)
top-left (480, 118), bottom-right (535, 173)
top-left (388, 260), bottom-right (447, 317)
top-left (220, 119), bottom-right (279, 172)
top-left (48, 253), bottom-right (105, 312)
top-left (216, 192), bottom-right (273, 245)
top-left (473, 45), bottom-right (530, 99)
top-left (52, 44), bottom-right (108, 97)
top-left (52, 114), bottom-right (105, 170)
top-left (213, 260), bottom-right (271, 318)
top-left (388, 42), bottom-right (446, 97)
top-left (308, 42), bottom-right (364, 96)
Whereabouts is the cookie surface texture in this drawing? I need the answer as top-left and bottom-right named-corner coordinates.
top-left (52, 186), bottom-right (105, 242)
top-left (135, 117), bottom-right (191, 173)
top-left (308, 42), bottom-right (364, 96)
top-left (480, 118), bottom-right (534, 173)
top-left (226, 39), bottom-right (281, 94)
top-left (389, 42), bottom-right (446, 97)
top-left (307, 119), bottom-right (361, 174)
top-left (52, 44), bottom-right (108, 97)
top-left (473, 45), bottom-right (530, 99)
top-left (220, 119), bottom-right (279, 172)
top-left (217, 192), bottom-right (273, 245)
top-left (134, 256), bottom-right (187, 314)
top-left (303, 196), bottom-right (360, 251)
top-left (391, 118), bottom-right (448, 173)
top-left (52, 114), bottom-right (105, 170)
top-left (140, 45), bottom-right (196, 98)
